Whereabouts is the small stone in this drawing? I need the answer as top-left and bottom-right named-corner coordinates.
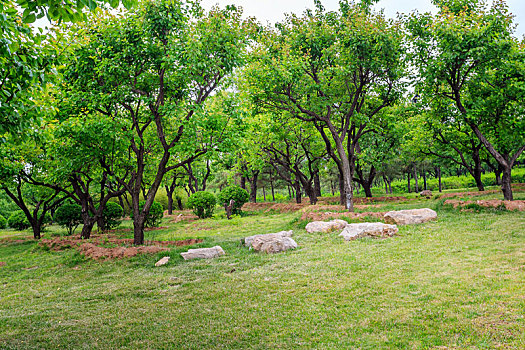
top-left (155, 256), bottom-right (170, 267)
top-left (305, 219), bottom-right (347, 233)
top-left (420, 190), bottom-right (432, 198)
top-left (181, 246), bottom-right (225, 260)
top-left (384, 208), bottom-right (437, 225)
top-left (339, 222), bottom-right (398, 241)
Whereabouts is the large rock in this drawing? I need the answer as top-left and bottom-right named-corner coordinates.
top-left (384, 208), bottom-right (437, 225)
top-left (339, 222), bottom-right (398, 241)
top-left (251, 235), bottom-right (298, 254)
top-left (305, 219), bottom-right (347, 233)
top-left (243, 230), bottom-right (293, 248)
top-left (181, 246), bottom-right (225, 260)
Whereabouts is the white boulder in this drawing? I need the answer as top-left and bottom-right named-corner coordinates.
top-left (339, 222), bottom-right (398, 241)
top-left (384, 208), bottom-right (437, 225)
top-left (243, 230), bottom-right (293, 247)
top-left (181, 246), bottom-right (225, 260)
top-left (305, 219), bottom-right (347, 233)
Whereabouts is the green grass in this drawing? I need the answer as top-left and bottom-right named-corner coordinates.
top-left (1, 197), bottom-right (525, 349)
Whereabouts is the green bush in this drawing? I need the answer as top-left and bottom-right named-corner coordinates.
top-left (101, 202), bottom-right (123, 230)
top-left (131, 201), bottom-right (164, 228)
top-left (8, 210), bottom-right (30, 230)
top-left (187, 191), bottom-right (216, 219)
top-left (0, 215), bottom-right (6, 229)
top-left (54, 203), bottom-right (83, 235)
top-left (217, 186), bottom-right (249, 214)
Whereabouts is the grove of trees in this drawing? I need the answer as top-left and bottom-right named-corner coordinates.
top-left (0, 0), bottom-right (523, 242)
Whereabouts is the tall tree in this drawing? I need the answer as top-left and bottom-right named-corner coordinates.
top-left (63, 2), bottom-right (250, 244)
top-left (242, 1), bottom-right (405, 210)
top-left (408, 0), bottom-right (525, 200)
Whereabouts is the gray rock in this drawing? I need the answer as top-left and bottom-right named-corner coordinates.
top-left (154, 256), bottom-right (170, 266)
top-left (339, 222), bottom-right (398, 241)
top-left (181, 246), bottom-right (225, 260)
top-left (420, 190), bottom-right (432, 198)
top-left (243, 230), bottom-right (293, 247)
top-left (251, 235), bottom-right (298, 254)
top-left (305, 219), bottom-right (347, 233)
top-left (384, 208), bottom-right (437, 225)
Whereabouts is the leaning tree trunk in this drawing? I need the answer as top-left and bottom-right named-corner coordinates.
top-left (80, 219), bottom-right (96, 239)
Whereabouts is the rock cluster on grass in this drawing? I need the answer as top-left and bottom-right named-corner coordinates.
top-left (339, 223), bottom-right (398, 241)
top-left (181, 246), bottom-right (225, 260)
top-left (243, 230), bottom-right (297, 254)
top-left (305, 219), bottom-right (347, 233)
top-left (384, 208), bottom-right (437, 225)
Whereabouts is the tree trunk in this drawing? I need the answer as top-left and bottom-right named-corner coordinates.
top-left (423, 171), bottom-right (427, 190)
top-left (80, 219), bottom-right (95, 239)
top-left (177, 197), bottom-right (183, 210)
top-left (314, 171), bottom-right (322, 197)
top-left (240, 176), bottom-right (246, 190)
top-left (133, 215), bottom-right (146, 245)
top-left (262, 187), bottom-right (266, 201)
top-left (249, 172), bottom-right (258, 203)
top-left (287, 185), bottom-right (292, 200)
top-left (495, 166), bottom-right (502, 185)
top-left (294, 181), bottom-right (302, 204)
top-left (31, 223), bottom-right (41, 240)
top-left (338, 173), bottom-right (345, 206)
top-left (407, 171), bottom-right (411, 193)
top-left (437, 167), bottom-right (442, 192)
top-left (473, 171), bottom-right (485, 192)
top-left (501, 167), bottom-right (513, 201)
top-left (413, 165), bottom-right (419, 193)
top-left (165, 184), bottom-right (175, 215)
top-left (97, 216), bottom-right (106, 232)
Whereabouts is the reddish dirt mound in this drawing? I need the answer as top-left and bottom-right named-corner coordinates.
top-left (0, 262), bottom-right (5, 267)
top-left (353, 196), bottom-right (408, 204)
top-left (78, 243), bottom-right (168, 260)
top-left (242, 202), bottom-right (277, 211)
top-left (444, 199), bottom-right (525, 211)
top-left (39, 235), bottom-right (202, 261)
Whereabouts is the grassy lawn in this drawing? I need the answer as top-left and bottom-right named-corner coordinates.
top-left (1, 197), bottom-right (524, 349)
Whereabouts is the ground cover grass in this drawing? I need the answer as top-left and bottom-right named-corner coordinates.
top-left (0, 197), bottom-right (524, 349)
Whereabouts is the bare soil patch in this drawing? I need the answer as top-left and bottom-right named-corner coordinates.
top-left (438, 184), bottom-right (525, 199)
top-left (39, 234), bottom-right (202, 261)
top-left (444, 199), bottom-right (525, 211)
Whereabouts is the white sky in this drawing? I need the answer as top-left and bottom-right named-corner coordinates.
top-left (200, 0), bottom-right (525, 37)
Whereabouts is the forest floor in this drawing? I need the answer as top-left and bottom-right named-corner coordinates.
top-left (1, 189), bottom-right (525, 349)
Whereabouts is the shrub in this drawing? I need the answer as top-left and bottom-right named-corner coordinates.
top-left (8, 211), bottom-right (30, 230)
top-left (131, 201), bottom-right (164, 228)
top-left (54, 203), bottom-right (83, 235)
top-left (0, 215), bottom-right (6, 229)
top-left (217, 186), bottom-right (249, 214)
top-left (187, 191), bottom-right (216, 219)
top-left (101, 202), bottom-right (123, 230)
